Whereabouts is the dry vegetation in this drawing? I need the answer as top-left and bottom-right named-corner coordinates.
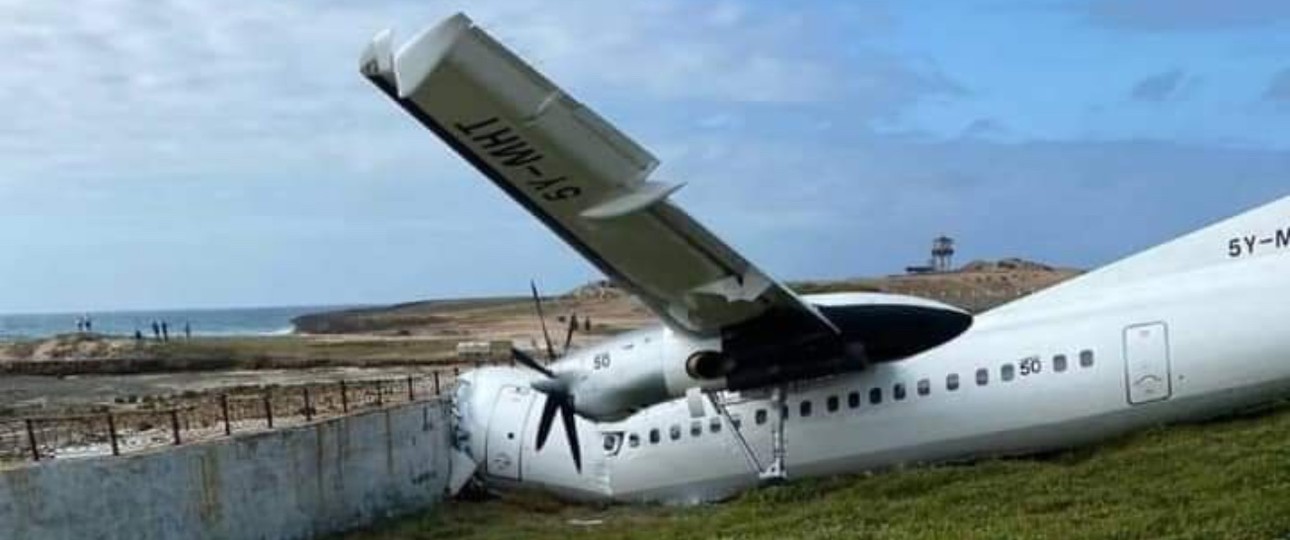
top-left (296, 259), bottom-right (1082, 340)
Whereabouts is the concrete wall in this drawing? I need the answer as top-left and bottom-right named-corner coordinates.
top-left (0, 400), bottom-right (451, 540)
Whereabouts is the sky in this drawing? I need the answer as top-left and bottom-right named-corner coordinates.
top-left (1, 0), bottom-right (1289, 313)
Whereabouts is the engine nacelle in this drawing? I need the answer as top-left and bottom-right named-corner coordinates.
top-left (549, 292), bottom-right (971, 422)
top-left (545, 328), bottom-right (720, 422)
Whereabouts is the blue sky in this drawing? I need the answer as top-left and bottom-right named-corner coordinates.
top-left (1, 0), bottom-right (1288, 313)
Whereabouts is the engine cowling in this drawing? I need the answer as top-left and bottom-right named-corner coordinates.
top-left (546, 292), bottom-right (972, 422)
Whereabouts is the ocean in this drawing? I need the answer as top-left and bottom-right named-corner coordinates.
top-left (0, 305), bottom-right (358, 340)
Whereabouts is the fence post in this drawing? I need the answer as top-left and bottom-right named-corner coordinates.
top-left (106, 414), bottom-right (120, 457)
top-left (303, 386), bottom-right (313, 422)
top-left (406, 376), bottom-right (415, 402)
top-left (221, 394), bottom-right (232, 436)
top-left (169, 410), bottom-right (182, 446)
top-left (376, 381), bottom-right (385, 408)
top-left (263, 391), bottom-right (274, 429)
top-left (25, 419), bottom-right (39, 461)
top-left (433, 371), bottom-right (441, 396)
top-left (340, 380), bottom-right (349, 413)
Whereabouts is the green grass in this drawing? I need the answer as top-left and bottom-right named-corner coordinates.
top-left (338, 404), bottom-right (1290, 540)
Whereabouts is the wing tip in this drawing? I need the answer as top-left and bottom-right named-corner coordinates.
top-left (392, 12), bottom-right (475, 99)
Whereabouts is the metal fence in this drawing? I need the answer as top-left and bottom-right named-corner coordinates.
top-left (0, 369), bottom-right (460, 465)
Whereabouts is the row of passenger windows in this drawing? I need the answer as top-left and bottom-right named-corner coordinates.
top-left (618, 349), bottom-right (1096, 451)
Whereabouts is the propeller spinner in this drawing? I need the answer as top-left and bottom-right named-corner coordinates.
top-left (515, 281), bottom-right (583, 473)
top-left (510, 347), bottom-right (582, 473)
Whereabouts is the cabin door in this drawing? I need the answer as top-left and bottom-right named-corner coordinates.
top-left (1124, 323), bottom-right (1172, 405)
top-left (485, 385), bottom-right (535, 481)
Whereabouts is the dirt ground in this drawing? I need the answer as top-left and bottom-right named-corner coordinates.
top-left (0, 365), bottom-right (452, 413)
top-left (0, 260), bottom-right (1079, 416)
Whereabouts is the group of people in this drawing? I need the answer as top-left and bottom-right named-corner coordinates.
top-left (133, 320), bottom-right (192, 342)
top-left (74, 315), bottom-right (94, 333)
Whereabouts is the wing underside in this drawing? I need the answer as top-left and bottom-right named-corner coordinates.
top-left (360, 14), bottom-right (836, 340)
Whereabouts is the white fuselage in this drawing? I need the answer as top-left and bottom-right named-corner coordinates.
top-left (455, 229), bottom-right (1290, 505)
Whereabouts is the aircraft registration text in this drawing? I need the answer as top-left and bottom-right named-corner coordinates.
top-left (454, 117), bottom-right (584, 202)
top-left (1227, 228), bottom-right (1290, 259)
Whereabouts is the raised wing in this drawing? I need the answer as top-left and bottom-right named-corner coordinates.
top-left (360, 14), bottom-right (837, 340)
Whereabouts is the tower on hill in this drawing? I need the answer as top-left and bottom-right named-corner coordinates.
top-left (932, 236), bottom-right (955, 273)
top-left (907, 236), bottom-right (957, 274)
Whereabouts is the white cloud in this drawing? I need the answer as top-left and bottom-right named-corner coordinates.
top-left (0, 0), bottom-right (955, 190)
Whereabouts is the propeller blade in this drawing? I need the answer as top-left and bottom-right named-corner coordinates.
top-left (535, 393), bottom-right (560, 451)
top-left (512, 348), bottom-right (555, 379)
top-left (562, 314), bottom-right (578, 354)
top-left (560, 398), bottom-right (582, 473)
top-left (530, 280), bottom-right (557, 363)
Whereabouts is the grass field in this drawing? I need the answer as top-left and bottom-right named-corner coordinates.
top-left (339, 403), bottom-right (1290, 540)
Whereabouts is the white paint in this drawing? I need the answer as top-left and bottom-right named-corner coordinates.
top-left (0, 402), bottom-right (451, 540)
top-left (453, 183), bottom-right (1290, 504)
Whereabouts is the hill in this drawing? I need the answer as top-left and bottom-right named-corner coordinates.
top-left (337, 402), bottom-right (1290, 540)
top-left (294, 259), bottom-right (1082, 340)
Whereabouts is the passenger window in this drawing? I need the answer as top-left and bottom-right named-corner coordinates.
top-left (848, 392), bottom-right (861, 409)
top-left (603, 433), bottom-right (621, 454)
top-left (710, 417), bottom-right (722, 433)
top-left (827, 396), bottom-right (840, 413)
top-left (947, 373), bottom-right (960, 391)
top-left (894, 383), bottom-right (907, 401)
top-left (649, 429), bottom-right (660, 445)
top-left (781, 405), bottom-right (790, 420)
top-left (917, 379), bottom-right (931, 397)
top-left (1002, 364), bottom-right (1016, 382)
top-left (800, 400), bottom-right (813, 417)
top-left (628, 433), bottom-right (640, 448)
top-left (976, 368), bottom-right (989, 386)
top-left (731, 415), bottom-right (743, 429)
top-left (869, 388), bottom-right (883, 405)
top-left (1080, 350), bottom-right (1095, 368)
top-left (1054, 355), bottom-right (1068, 373)
top-left (669, 425), bottom-right (681, 441)
top-left (691, 421), bottom-right (703, 437)
top-left (755, 409), bottom-right (768, 425)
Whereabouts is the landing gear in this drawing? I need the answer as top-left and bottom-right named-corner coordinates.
top-left (762, 385), bottom-right (788, 483)
top-left (705, 385), bottom-right (788, 484)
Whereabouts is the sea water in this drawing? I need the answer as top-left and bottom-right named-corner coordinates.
top-left (0, 305), bottom-right (358, 339)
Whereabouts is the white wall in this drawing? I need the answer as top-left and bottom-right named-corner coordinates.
top-left (0, 401), bottom-right (450, 540)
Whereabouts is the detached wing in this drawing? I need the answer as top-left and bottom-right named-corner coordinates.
top-left (360, 14), bottom-right (836, 340)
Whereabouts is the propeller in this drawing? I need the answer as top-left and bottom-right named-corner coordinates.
top-left (510, 347), bottom-right (582, 473)
top-left (562, 313), bottom-right (578, 354)
top-left (529, 280), bottom-right (558, 363)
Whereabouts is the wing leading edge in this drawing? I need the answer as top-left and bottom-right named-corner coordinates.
top-left (361, 14), bottom-right (838, 340)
